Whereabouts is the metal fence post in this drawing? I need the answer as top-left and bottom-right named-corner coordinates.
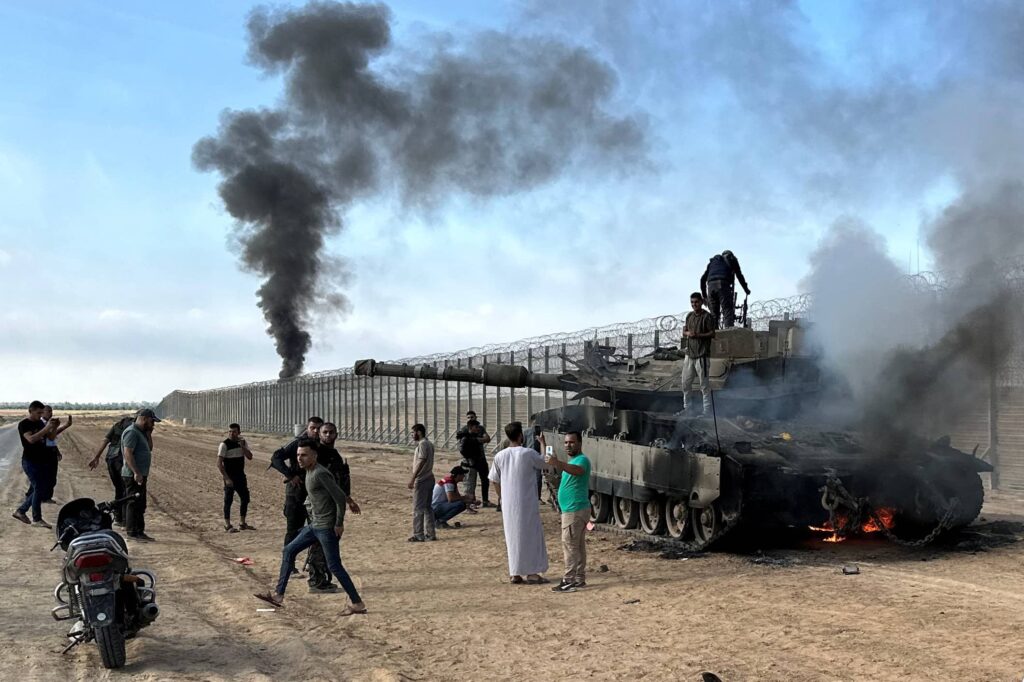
top-left (544, 345), bottom-right (551, 409)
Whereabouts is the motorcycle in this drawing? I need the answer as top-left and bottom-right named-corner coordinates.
top-left (49, 493), bottom-right (159, 669)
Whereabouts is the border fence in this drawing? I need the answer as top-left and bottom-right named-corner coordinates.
top-left (156, 294), bottom-right (810, 449)
top-left (156, 275), bottom-right (1024, 490)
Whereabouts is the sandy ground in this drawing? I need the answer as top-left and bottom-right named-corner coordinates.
top-left (1, 417), bottom-right (1022, 682)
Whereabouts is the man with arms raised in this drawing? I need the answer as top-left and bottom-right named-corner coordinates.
top-left (12, 401), bottom-right (59, 527)
top-left (256, 438), bottom-right (366, 615)
top-left (121, 408), bottom-right (160, 542)
top-left (543, 431), bottom-right (592, 593)
top-left (488, 421), bottom-right (550, 584)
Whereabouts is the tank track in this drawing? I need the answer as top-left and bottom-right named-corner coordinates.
top-left (590, 506), bottom-right (742, 553)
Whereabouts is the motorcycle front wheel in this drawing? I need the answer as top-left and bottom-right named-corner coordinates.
top-left (95, 625), bottom-right (126, 669)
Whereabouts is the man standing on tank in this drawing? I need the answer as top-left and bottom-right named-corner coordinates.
top-left (700, 250), bottom-right (751, 329)
top-left (679, 292), bottom-right (716, 416)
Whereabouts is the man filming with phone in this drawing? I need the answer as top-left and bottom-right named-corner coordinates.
top-left (541, 431), bottom-right (592, 593)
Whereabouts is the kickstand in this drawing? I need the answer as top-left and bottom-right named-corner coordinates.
top-left (61, 633), bottom-right (86, 655)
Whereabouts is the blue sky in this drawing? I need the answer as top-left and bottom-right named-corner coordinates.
top-left (0, 1), bottom-right (1011, 401)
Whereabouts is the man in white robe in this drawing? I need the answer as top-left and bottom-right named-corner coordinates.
top-left (489, 421), bottom-right (549, 584)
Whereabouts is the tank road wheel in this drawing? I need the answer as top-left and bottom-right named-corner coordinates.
top-left (612, 496), bottom-right (640, 529)
top-left (638, 498), bottom-right (667, 536)
top-left (589, 492), bottom-right (612, 524)
top-left (665, 498), bottom-right (690, 539)
top-left (690, 502), bottom-right (721, 545)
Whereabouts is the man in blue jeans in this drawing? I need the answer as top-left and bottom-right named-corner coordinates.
top-left (431, 465), bottom-right (473, 529)
top-left (256, 438), bottom-right (367, 616)
top-left (12, 401), bottom-right (60, 528)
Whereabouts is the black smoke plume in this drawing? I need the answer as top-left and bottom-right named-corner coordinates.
top-left (194, 1), bottom-right (647, 377)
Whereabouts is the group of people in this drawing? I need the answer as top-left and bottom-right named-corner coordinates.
top-left (681, 249), bottom-right (753, 416)
top-left (406, 417), bottom-right (593, 593)
top-left (12, 402), bottom-right (72, 527)
top-left (10, 397), bottom-right (597, 619)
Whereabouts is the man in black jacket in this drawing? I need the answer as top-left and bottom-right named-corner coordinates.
top-left (699, 250), bottom-right (751, 329)
top-left (306, 422), bottom-right (359, 592)
top-left (269, 416), bottom-right (324, 573)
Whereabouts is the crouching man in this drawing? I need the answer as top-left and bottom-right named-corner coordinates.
top-left (255, 438), bottom-right (366, 616)
top-left (431, 465), bottom-right (475, 529)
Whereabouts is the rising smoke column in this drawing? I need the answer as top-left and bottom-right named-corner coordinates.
top-left (194, 1), bottom-right (647, 377)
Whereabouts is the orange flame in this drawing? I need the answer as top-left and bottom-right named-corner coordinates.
top-left (808, 508), bottom-right (896, 542)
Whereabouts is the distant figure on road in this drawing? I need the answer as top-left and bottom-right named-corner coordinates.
top-left (121, 408), bottom-right (161, 542)
top-left (255, 438), bottom-right (366, 616)
top-left (219, 423), bottom-right (254, 533)
top-left (407, 423), bottom-right (436, 542)
top-left (12, 400), bottom-right (59, 528)
top-left (489, 421), bottom-right (550, 585)
top-left (432, 465), bottom-right (474, 528)
top-left (88, 413), bottom-right (136, 526)
top-left (700, 249), bottom-right (750, 329)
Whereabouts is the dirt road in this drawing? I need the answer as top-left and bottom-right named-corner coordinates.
top-left (1, 418), bottom-right (1022, 681)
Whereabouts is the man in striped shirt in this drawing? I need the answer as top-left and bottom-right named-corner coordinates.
top-left (219, 423), bottom-right (254, 532)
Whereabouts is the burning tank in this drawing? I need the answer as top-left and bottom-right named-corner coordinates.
top-left (354, 319), bottom-right (991, 548)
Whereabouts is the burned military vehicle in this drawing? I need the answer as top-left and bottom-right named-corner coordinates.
top-left (354, 318), bottom-right (991, 548)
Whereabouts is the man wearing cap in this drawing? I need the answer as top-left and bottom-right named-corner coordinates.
top-left (121, 409), bottom-right (160, 542)
top-left (88, 413), bottom-right (136, 526)
top-left (699, 249), bottom-right (751, 329)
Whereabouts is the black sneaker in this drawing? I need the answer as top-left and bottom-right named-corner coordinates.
top-left (551, 580), bottom-right (577, 593)
top-left (130, 532), bottom-right (156, 542)
top-left (308, 584), bottom-right (339, 594)
top-left (573, 581), bottom-right (587, 589)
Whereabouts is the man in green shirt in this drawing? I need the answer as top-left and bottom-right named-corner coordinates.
top-left (256, 439), bottom-right (367, 616)
top-left (543, 431), bottom-right (592, 593)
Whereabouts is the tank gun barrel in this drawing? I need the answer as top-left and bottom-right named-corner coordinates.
top-left (354, 359), bottom-right (569, 392)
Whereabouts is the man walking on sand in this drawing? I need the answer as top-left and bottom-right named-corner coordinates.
top-left (270, 416), bottom-right (323, 572)
top-left (256, 439), bottom-right (366, 615)
top-left (543, 431), bottom-right (592, 593)
top-left (407, 423), bottom-right (436, 542)
top-left (307, 422), bottom-right (360, 593)
top-left (219, 423), bottom-right (254, 533)
top-left (489, 421), bottom-right (549, 584)
top-left (121, 409), bottom-right (160, 542)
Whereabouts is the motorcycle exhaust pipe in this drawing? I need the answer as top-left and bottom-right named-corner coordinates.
top-left (138, 602), bottom-right (159, 624)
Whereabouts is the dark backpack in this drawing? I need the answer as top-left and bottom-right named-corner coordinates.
top-left (108, 416), bottom-right (135, 452)
top-left (706, 254), bottom-right (733, 282)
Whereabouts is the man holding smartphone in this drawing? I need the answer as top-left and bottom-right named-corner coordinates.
top-left (542, 431), bottom-right (592, 593)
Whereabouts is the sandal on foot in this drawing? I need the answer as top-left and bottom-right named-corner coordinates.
top-left (239, 523), bottom-right (256, 531)
top-left (340, 605), bottom-right (367, 616)
top-left (225, 524), bottom-right (240, 533)
top-left (510, 576), bottom-right (525, 585)
top-left (254, 592), bottom-right (283, 608)
top-left (526, 576), bottom-right (550, 585)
